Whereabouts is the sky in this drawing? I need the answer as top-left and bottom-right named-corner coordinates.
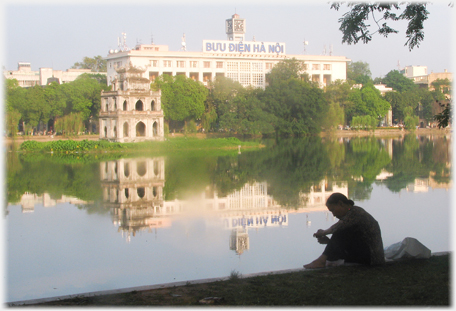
top-left (1, 1), bottom-right (454, 79)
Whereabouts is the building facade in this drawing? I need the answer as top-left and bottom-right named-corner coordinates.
top-left (3, 62), bottom-right (104, 87)
top-left (99, 64), bottom-right (164, 142)
top-left (104, 14), bottom-right (350, 89)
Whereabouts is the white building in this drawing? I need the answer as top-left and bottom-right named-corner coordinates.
top-left (401, 65), bottom-right (428, 79)
top-left (104, 14), bottom-right (350, 89)
top-left (3, 62), bottom-right (104, 87)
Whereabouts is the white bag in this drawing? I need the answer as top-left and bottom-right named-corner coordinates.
top-left (384, 237), bottom-right (431, 260)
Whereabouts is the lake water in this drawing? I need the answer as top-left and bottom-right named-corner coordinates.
top-left (4, 134), bottom-right (452, 302)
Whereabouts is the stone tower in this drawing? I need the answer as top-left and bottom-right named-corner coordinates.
top-left (99, 63), bottom-right (164, 142)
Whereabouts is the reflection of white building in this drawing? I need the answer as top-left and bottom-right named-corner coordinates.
top-left (299, 179), bottom-right (348, 208)
top-left (7, 192), bottom-right (90, 213)
top-left (104, 14), bottom-right (350, 90)
top-left (376, 169), bottom-right (394, 181)
top-left (406, 178), bottom-right (429, 193)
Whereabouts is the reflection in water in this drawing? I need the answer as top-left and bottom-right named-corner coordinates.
top-left (100, 158), bottom-right (166, 242)
top-left (5, 135), bottom-right (452, 302)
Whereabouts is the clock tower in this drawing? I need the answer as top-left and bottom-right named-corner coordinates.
top-left (226, 13), bottom-right (245, 41)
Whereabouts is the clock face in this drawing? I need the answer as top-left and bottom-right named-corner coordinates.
top-left (226, 20), bottom-right (233, 33)
top-left (234, 20), bottom-right (244, 32)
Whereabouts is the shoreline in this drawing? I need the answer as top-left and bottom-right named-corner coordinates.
top-left (4, 128), bottom-right (451, 145)
top-left (7, 252), bottom-right (449, 306)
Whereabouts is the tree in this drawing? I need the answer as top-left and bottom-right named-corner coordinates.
top-left (265, 58), bottom-right (308, 85)
top-left (403, 106), bottom-right (419, 129)
top-left (347, 61), bottom-right (372, 84)
top-left (72, 55), bottom-right (107, 72)
top-left (154, 74), bottom-right (207, 131)
top-left (347, 85), bottom-right (389, 123)
top-left (382, 70), bottom-right (417, 93)
top-left (330, 2), bottom-right (431, 50)
top-left (434, 101), bottom-right (452, 128)
top-left (325, 80), bottom-right (353, 125)
top-left (205, 76), bottom-right (245, 131)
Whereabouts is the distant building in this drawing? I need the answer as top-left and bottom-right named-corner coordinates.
top-left (104, 13), bottom-right (350, 90)
top-left (374, 84), bottom-right (394, 95)
top-left (400, 65), bottom-right (428, 79)
top-left (3, 62), bottom-right (106, 87)
top-left (401, 65), bottom-right (452, 94)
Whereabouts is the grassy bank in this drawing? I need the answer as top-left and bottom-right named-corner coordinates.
top-left (24, 254), bottom-right (449, 306)
top-left (17, 136), bottom-right (262, 154)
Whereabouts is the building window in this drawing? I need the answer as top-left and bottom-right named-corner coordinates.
top-left (240, 62), bottom-right (250, 72)
top-left (312, 64), bottom-right (320, 70)
top-left (252, 73), bottom-right (264, 87)
top-left (216, 61), bottom-right (223, 68)
top-left (163, 60), bottom-right (172, 67)
top-left (265, 63), bottom-right (273, 70)
top-left (227, 62), bottom-right (238, 71)
top-left (150, 60), bottom-right (158, 67)
top-left (252, 62), bottom-right (263, 72)
top-left (323, 64), bottom-right (331, 70)
top-left (190, 61), bottom-right (198, 68)
top-left (303, 64), bottom-right (309, 70)
top-left (239, 73), bottom-right (251, 86)
top-left (176, 61), bottom-right (185, 68)
top-left (203, 61), bottom-right (211, 68)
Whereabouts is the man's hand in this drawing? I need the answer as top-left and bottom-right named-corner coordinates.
top-left (313, 229), bottom-right (327, 238)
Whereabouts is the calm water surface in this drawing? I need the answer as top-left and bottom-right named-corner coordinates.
top-left (5, 134), bottom-right (452, 302)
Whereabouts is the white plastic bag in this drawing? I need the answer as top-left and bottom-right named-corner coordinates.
top-left (384, 237), bottom-right (431, 260)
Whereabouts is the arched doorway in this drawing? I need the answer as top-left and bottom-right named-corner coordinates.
top-left (151, 100), bottom-right (155, 111)
top-left (124, 162), bottom-right (130, 177)
top-left (123, 122), bottom-right (129, 137)
top-left (136, 121), bottom-right (146, 137)
top-left (113, 126), bottom-right (117, 138)
top-left (135, 100), bottom-right (144, 111)
top-left (137, 161), bottom-right (147, 177)
top-left (104, 126), bottom-right (107, 138)
top-left (153, 122), bottom-right (158, 136)
top-left (123, 100), bottom-right (127, 111)
top-left (137, 187), bottom-right (145, 199)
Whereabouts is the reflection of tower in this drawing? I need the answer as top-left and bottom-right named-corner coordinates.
top-left (99, 64), bottom-right (164, 142)
top-left (229, 228), bottom-right (249, 255)
top-left (100, 157), bottom-right (167, 241)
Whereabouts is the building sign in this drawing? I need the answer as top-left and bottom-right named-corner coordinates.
top-left (203, 40), bottom-right (286, 55)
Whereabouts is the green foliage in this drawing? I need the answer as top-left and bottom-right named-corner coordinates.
top-left (434, 101), bottom-right (452, 129)
top-left (265, 58), bottom-right (307, 85)
top-left (6, 108), bottom-right (21, 137)
top-left (324, 101), bottom-right (345, 131)
top-left (347, 61), bottom-right (372, 84)
top-left (403, 106), bottom-right (419, 130)
top-left (331, 2), bottom-right (430, 50)
top-left (154, 74), bottom-right (207, 126)
top-left (55, 112), bottom-right (85, 135)
top-left (263, 65), bottom-right (329, 136)
top-left (72, 55), bottom-right (107, 72)
top-left (5, 73), bottom-right (107, 134)
top-left (382, 70), bottom-right (418, 93)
